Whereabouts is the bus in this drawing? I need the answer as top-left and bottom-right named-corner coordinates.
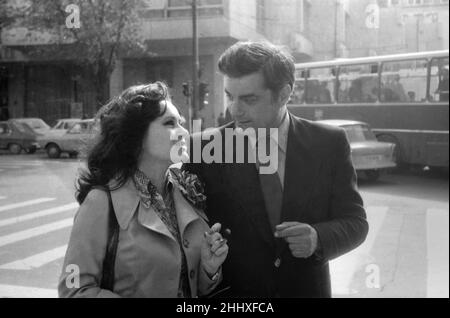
top-left (288, 50), bottom-right (449, 171)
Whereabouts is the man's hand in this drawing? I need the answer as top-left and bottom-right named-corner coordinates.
top-left (201, 223), bottom-right (229, 276)
top-left (274, 222), bottom-right (319, 258)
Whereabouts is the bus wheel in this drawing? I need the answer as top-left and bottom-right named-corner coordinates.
top-left (365, 170), bottom-right (381, 181)
top-left (376, 134), bottom-right (403, 170)
top-left (8, 143), bottom-right (22, 155)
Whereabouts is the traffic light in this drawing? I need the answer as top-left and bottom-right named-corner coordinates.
top-left (182, 82), bottom-right (190, 97)
top-left (199, 82), bottom-right (209, 110)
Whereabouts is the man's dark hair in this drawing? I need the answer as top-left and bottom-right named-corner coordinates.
top-left (218, 41), bottom-right (295, 97)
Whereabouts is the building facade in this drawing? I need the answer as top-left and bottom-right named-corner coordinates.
top-left (345, 0), bottom-right (449, 57)
top-left (0, 0), bottom-right (314, 128)
top-left (1, 0), bottom-right (447, 127)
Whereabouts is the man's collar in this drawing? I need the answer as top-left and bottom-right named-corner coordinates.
top-left (245, 111), bottom-right (290, 153)
top-left (276, 111), bottom-right (290, 154)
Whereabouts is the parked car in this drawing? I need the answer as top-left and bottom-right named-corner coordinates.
top-left (0, 121), bottom-right (40, 154)
top-left (317, 120), bottom-right (397, 181)
top-left (38, 119), bottom-right (95, 158)
top-left (12, 118), bottom-right (51, 135)
top-left (52, 118), bottom-right (82, 132)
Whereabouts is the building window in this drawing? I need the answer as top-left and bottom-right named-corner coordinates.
top-left (141, 0), bottom-right (166, 18)
top-left (141, 0), bottom-right (224, 19)
top-left (378, 0), bottom-right (388, 8)
top-left (167, 0), bottom-right (224, 18)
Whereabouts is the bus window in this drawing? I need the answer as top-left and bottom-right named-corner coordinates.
top-left (290, 68), bottom-right (306, 104)
top-left (380, 59), bottom-right (428, 103)
top-left (291, 80), bottom-right (305, 104)
top-left (338, 64), bottom-right (378, 103)
top-left (304, 67), bottom-right (336, 104)
top-left (430, 57), bottom-right (449, 102)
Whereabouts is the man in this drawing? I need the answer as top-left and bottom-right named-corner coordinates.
top-left (184, 41), bottom-right (368, 298)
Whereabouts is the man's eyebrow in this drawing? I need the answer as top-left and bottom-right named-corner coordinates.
top-left (224, 89), bottom-right (257, 99)
top-left (239, 94), bottom-right (257, 99)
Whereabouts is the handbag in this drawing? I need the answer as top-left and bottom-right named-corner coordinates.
top-left (93, 186), bottom-right (120, 291)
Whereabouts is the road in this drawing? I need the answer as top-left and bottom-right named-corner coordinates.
top-left (0, 153), bottom-right (448, 298)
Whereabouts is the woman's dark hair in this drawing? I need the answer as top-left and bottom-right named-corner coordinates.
top-left (76, 82), bottom-right (170, 204)
top-left (218, 41), bottom-right (295, 98)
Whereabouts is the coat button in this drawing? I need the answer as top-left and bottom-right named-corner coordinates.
top-left (190, 269), bottom-right (196, 279)
top-left (183, 239), bottom-right (190, 249)
top-left (274, 258), bottom-right (281, 268)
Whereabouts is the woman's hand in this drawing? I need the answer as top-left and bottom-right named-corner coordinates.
top-left (200, 223), bottom-right (229, 277)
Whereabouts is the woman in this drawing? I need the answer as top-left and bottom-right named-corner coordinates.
top-left (58, 82), bottom-right (228, 298)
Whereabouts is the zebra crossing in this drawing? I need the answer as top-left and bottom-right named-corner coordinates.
top-left (0, 160), bottom-right (45, 172)
top-left (0, 193), bottom-right (448, 298)
top-left (0, 158), bottom-right (80, 174)
top-left (0, 195), bottom-right (77, 298)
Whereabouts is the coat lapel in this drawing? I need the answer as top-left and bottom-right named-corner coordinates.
top-left (110, 178), bottom-right (176, 241)
top-left (281, 116), bottom-right (315, 223)
top-left (173, 187), bottom-right (208, 239)
top-left (222, 130), bottom-right (276, 250)
top-left (137, 204), bottom-right (176, 242)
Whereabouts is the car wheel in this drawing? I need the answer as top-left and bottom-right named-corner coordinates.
top-left (8, 143), bottom-right (22, 155)
top-left (46, 144), bottom-right (61, 159)
top-left (24, 147), bottom-right (37, 154)
top-left (69, 152), bottom-right (78, 158)
top-left (365, 169), bottom-right (381, 181)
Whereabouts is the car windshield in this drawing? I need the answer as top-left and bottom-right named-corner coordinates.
top-left (53, 120), bottom-right (78, 130)
top-left (17, 119), bottom-right (50, 130)
top-left (12, 122), bottom-right (34, 134)
top-left (68, 122), bottom-right (93, 133)
top-left (53, 121), bottom-right (64, 129)
top-left (342, 124), bottom-right (377, 142)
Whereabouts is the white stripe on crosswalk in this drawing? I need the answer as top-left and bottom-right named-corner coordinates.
top-left (0, 198), bottom-right (55, 213)
top-left (0, 165), bottom-right (22, 169)
top-left (426, 208), bottom-right (449, 298)
top-left (0, 218), bottom-right (73, 248)
top-left (0, 196), bottom-right (5, 200)
top-left (0, 284), bottom-right (57, 298)
top-left (0, 203), bottom-right (78, 228)
top-left (331, 206), bottom-right (389, 296)
top-left (1, 162), bottom-right (42, 166)
top-left (0, 245), bottom-right (68, 270)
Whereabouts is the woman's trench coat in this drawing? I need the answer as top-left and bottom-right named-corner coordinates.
top-left (58, 179), bottom-right (220, 298)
